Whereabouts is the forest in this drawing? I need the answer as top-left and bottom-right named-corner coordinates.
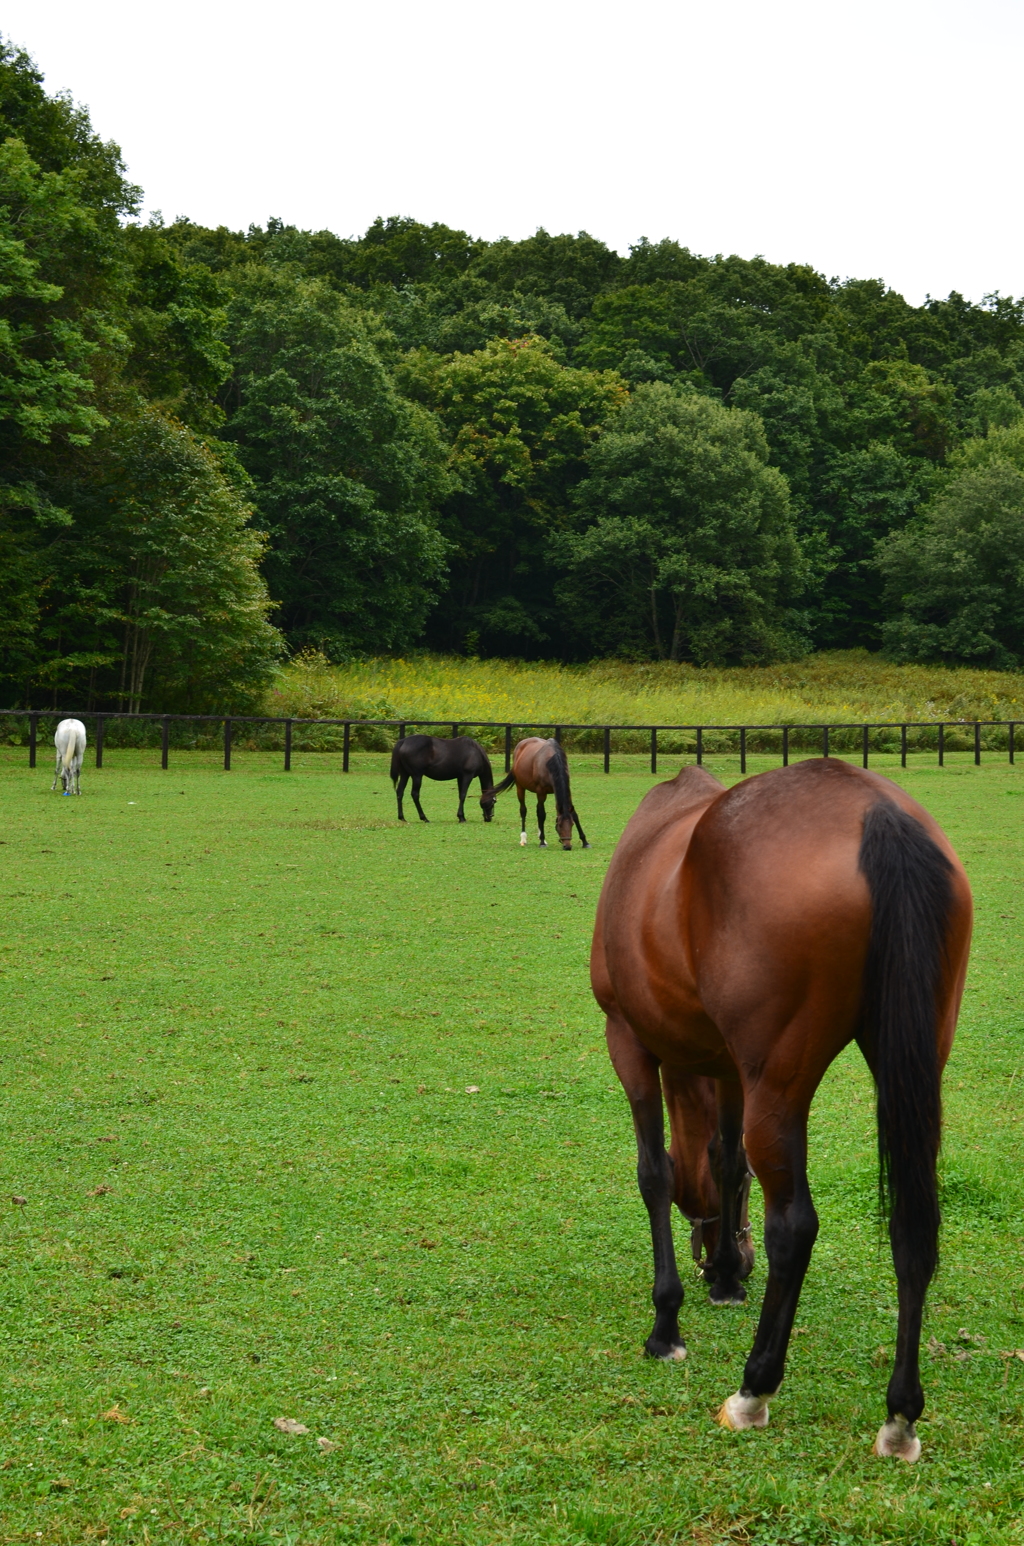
top-left (4, 36), bottom-right (1024, 712)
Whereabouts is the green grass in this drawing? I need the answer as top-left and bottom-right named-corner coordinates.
top-left (1, 746), bottom-right (1022, 1545)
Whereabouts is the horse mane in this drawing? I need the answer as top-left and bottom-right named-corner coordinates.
top-left (546, 740), bottom-right (572, 816)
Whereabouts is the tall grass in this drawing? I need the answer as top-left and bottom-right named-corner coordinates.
top-left (266, 649), bottom-right (1024, 728)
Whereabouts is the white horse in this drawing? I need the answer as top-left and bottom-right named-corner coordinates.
top-left (52, 718), bottom-right (87, 795)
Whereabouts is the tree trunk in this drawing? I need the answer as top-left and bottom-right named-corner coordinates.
top-left (669, 595), bottom-right (685, 663)
top-left (650, 581), bottom-right (665, 659)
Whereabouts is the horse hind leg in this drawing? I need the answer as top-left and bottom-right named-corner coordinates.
top-left (411, 776), bottom-right (429, 822)
top-left (718, 1091), bottom-right (818, 1432)
top-left (607, 1013), bottom-right (686, 1361)
top-left (395, 772), bottom-right (409, 821)
top-left (518, 792), bottom-right (528, 846)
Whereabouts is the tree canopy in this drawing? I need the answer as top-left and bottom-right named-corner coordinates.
top-left (5, 33), bottom-right (1024, 706)
top-left (555, 385), bottom-right (806, 663)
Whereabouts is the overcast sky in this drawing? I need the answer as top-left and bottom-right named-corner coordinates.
top-left (5, 0), bottom-right (1022, 305)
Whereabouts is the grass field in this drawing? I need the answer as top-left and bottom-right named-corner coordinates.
top-left (1, 746), bottom-right (1023, 1545)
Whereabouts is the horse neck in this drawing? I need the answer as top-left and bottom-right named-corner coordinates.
top-left (477, 750), bottom-right (495, 791)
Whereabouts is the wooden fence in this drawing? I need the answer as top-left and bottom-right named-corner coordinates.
top-left (1, 710), bottom-right (1019, 776)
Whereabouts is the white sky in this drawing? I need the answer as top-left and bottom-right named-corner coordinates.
top-left (5, 0), bottom-right (1023, 305)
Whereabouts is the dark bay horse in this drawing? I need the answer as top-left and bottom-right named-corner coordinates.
top-left (492, 737), bottom-right (589, 850)
top-left (591, 759), bottom-right (971, 1462)
top-left (390, 736), bottom-right (498, 823)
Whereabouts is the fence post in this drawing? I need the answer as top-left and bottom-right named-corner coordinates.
top-left (343, 722), bottom-right (351, 773)
top-left (696, 726), bottom-right (703, 766)
top-left (29, 712), bottom-right (38, 768)
top-left (822, 725), bottom-right (829, 759)
top-left (740, 726), bottom-right (746, 775)
top-left (284, 719), bottom-right (292, 772)
top-left (1011, 722), bottom-right (1016, 766)
top-left (650, 727), bottom-right (657, 774)
top-left (452, 722), bottom-right (458, 739)
top-left (939, 723), bottom-right (944, 766)
top-left (901, 724), bottom-right (907, 768)
top-left (782, 726), bottom-right (789, 767)
top-left (95, 716), bottom-right (104, 768)
top-left (554, 726), bottom-right (562, 744)
top-left (975, 721), bottom-right (981, 765)
top-left (223, 718), bottom-right (232, 771)
top-left (398, 722), bottom-right (406, 742)
top-left (862, 724), bottom-right (869, 769)
top-left (505, 724), bottom-right (512, 772)
top-left (603, 726), bottom-right (610, 774)
top-left (161, 715), bottom-right (170, 770)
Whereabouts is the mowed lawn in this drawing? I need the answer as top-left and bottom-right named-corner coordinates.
top-left (1, 748), bottom-right (1022, 1546)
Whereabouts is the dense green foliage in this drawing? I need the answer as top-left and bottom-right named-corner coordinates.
top-left (0, 40), bottom-right (281, 711)
top-left (5, 37), bottom-right (1024, 705)
top-left (879, 424), bottom-right (1024, 668)
top-left (556, 385), bottom-right (806, 662)
top-left (2, 749), bottom-right (1022, 1543)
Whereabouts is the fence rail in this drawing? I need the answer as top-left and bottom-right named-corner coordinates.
top-left (1, 709), bottom-right (1019, 776)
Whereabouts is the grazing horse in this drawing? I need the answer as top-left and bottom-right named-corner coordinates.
top-left (390, 735), bottom-right (498, 823)
top-left (492, 737), bottom-right (589, 850)
top-left (591, 758), bottom-right (971, 1462)
top-left (51, 718), bottom-right (87, 796)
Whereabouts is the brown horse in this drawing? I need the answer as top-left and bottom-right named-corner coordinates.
top-left (591, 758), bottom-right (971, 1462)
top-left (492, 737), bottom-right (589, 850)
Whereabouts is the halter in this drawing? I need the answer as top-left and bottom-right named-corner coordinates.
top-left (684, 1170), bottom-right (754, 1265)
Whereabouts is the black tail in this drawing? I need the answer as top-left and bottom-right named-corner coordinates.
top-left (491, 768), bottom-right (517, 796)
top-left (546, 740), bottom-right (572, 818)
top-left (859, 801), bottom-right (953, 1293)
top-left (390, 743), bottom-right (404, 785)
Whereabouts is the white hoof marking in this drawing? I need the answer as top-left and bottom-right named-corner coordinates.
top-left (519, 833), bottom-right (528, 846)
top-left (717, 1391), bottom-right (771, 1430)
top-left (873, 1415), bottom-right (921, 1463)
top-left (659, 1344), bottom-right (687, 1362)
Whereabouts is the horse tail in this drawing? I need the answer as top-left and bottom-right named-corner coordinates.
top-left (62, 728), bottom-right (75, 769)
top-left (858, 800), bottom-right (953, 1293)
top-left (490, 768), bottom-right (517, 796)
top-left (547, 740), bottom-right (572, 816)
top-left (389, 741), bottom-right (404, 785)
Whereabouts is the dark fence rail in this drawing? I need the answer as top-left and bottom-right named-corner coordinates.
top-left (1, 710), bottom-right (1019, 775)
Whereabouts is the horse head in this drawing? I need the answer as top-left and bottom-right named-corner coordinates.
top-left (479, 789), bottom-right (497, 822)
top-left (556, 811), bottom-right (573, 849)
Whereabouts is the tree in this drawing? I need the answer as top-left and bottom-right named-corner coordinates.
top-left (398, 335), bottom-right (625, 652)
top-left (879, 424), bottom-right (1024, 667)
top-left (555, 384), bottom-right (808, 663)
top-left (23, 399), bottom-right (281, 711)
top-left (222, 272), bottom-right (451, 657)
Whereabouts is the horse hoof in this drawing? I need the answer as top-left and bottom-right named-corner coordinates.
top-left (709, 1286), bottom-right (747, 1306)
top-left (645, 1338), bottom-right (687, 1362)
top-left (873, 1416), bottom-right (921, 1462)
top-left (539, 841), bottom-right (547, 848)
top-left (519, 834), bottom-right (528, 846)
top-left (717, 1391), bottom-right (771, 1430)
top-left (582, 842), bottom-right (591, 849)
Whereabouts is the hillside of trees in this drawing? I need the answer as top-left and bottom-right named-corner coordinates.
top-left (4, 35), bottom-right (1024, 711)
